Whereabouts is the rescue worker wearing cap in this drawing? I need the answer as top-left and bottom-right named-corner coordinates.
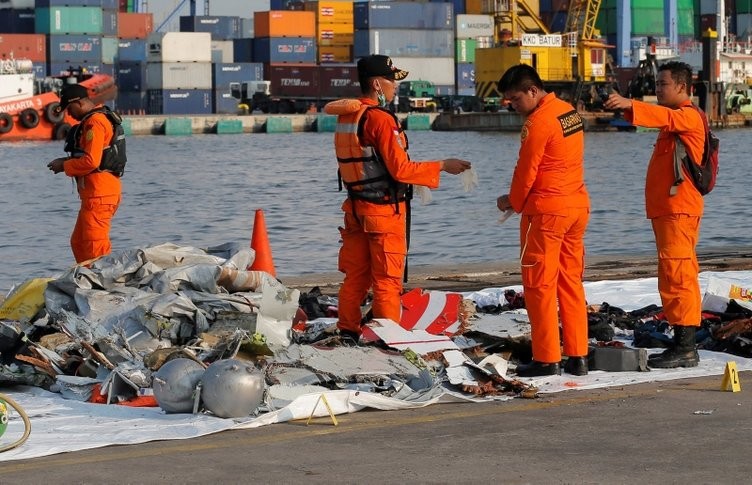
top-left (496, 65), bottom-right (591, 377)
top-left (324, 55), bottom-right (472, 341)
top-left (604, 61), bottom-right (705, 368)
top-left (47, 84), bottom-right (124, 264)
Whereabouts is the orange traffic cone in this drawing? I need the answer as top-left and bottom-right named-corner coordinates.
top-left (248, 208), bottom-right (276, 276)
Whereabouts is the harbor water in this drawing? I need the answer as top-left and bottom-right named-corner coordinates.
top-left (1, 129), bottom-right (749, 293)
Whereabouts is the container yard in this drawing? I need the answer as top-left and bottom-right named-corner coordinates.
top-left (0, 0), bottom-right (751, 125)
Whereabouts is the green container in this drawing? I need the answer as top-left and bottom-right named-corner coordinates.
top-left (405, 114), bottom-right (431, 131)
top-left (35, 7), bottom-right (103, 34)
top-left (216, 119), bottom-right (243, 134)
top-left (595, 8), bottom-right (617, 35)
top-left (265, 116), bottom-right (292, 133)
top-left (456, 38), bottom-right (477, 63)
top-left (679, 0), bottom-right (694, 10)
top-left (315, 114), bottom-right (337, 132)
top-left (632, 8), bottom-right (665, 35)
top-left (738, 1), bottom-right (752, 14)
top-left (678, 8), bottom-right (695, 36)
top-left (164, 118), bottom-right (192, 136)
top-left (120, 118), bottom-right (132, 137)
top-left (632, 0), bottom-right (661, 8)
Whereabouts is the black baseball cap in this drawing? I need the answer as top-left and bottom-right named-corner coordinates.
top-left (357, 55), bottom-right (408, 81)
top-left (59, 84), bottom-right (89, 109)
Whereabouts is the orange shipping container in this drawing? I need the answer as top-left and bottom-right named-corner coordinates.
top-left (304, 0), bottom-right (354, 25)
top-left (118, 12), bottom-right (154, 39)
top-left (465, 0), bottom-right (483, 14)
top-left (318, 45), bottom-right (352, 63)
top-left (0, 34), bottom-right (46, 62)
top-left (318, 21), bottom-right (354, 46)
top-left (254, 11), bottom-right (316, 38)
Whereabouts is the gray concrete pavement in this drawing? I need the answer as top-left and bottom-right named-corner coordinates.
top-left (2, 373), bottom-right (751, 483)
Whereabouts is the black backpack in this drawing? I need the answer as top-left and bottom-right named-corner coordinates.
top-left (673, 105), bottom-right (719, 196)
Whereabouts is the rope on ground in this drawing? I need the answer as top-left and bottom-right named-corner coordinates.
top-left (0, 392), bottom-right (31, 452)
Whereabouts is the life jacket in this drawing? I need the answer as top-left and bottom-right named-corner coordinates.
top-left (326, 99), bottom-right (409, 205)
top-left (65, 106), bottom-right (127, 177)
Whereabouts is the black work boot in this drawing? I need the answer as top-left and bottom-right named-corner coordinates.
top-left (516, 361), bottom-right (561, 377)
top-left (648, 325), bottom-right (699, 368)
top-left (564, 356), bottom-right (589, 376)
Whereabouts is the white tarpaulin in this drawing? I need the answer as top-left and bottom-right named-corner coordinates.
top-left (2, 269), bottom-right (752, 462)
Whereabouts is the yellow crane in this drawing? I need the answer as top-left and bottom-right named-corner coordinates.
top-left (475, 0), bottom-right (611, 110)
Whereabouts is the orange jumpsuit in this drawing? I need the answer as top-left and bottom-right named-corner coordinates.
top-left (627, 100), bottom-right (705, 327)
top-left (508, 93), bottom-right (591, 363)
top-left (63, 109), bottom-right (122, 263)
top-left (327, 98), bottom-right (441, 334)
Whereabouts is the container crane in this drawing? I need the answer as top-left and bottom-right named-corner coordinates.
top-left (474, 0), bottom-right (613, 111)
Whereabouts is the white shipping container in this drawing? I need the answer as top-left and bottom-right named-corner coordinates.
top-left (390, 57), bottom-right (455, 86)
top-left (456, 14), bottom-right (494, 39)
top-left (699, 0), bottom-right (719, 15)
top-left (211, 40), bottom-right (234, 63)
top-left (147, 32), bottom-right (212, 62)
top-left (146, 62), bottom-right (213, 89)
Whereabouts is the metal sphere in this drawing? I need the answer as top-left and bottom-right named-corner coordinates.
top-left (152, 358), bottom-right (205, 414)
top-left (200, 359), bottom-right (265, 418)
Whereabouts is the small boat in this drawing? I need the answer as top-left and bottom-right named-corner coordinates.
top-left (0, 57), bottom-right (117, 142)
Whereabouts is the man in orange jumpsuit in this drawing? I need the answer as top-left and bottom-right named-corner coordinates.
top-left (605, 61), bottom-right (705, 368)
top-left (324, 55), bottom-right (471, 341)
top-left (47, 84), bottom-right (124, 264)
top-left (496, 64), bottom-right (591, 377)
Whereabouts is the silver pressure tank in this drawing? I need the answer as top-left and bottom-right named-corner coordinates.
top-left (200, 359), bottom-right (265, 418)
top-left (152, 358), bottom-right (205, 414)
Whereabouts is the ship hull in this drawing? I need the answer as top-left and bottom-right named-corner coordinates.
top-left (0, 73), bottom-right (117, 143)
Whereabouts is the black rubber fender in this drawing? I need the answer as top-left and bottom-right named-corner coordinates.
top-left (18, 108), bottom-right (40, 129)
top-left (53, 122), bottom-right (71, 141)
top-left (0, 112), bottom-right (12, 134)
top-left (45, 102), bottom-right (64, 123)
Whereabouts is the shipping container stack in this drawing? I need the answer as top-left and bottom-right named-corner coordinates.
top-left (179, 15), bottom-right (263, 115)
top-left (249, 10), bottom-right (320, 103)
top-left (37, 0), bottom-right (118, 81)
top-left (353, 1), bottom-right (456, 94)
top-left (145, 32), bottom-right (213, 114)
top-left (455, 14), bottom-right (493, 96)
top-left (539, 0), bottom-right (569, 34)
top-left (305, 0), bottom-right (354, 64)
top-left (115, 12), bottom-right (154, 113)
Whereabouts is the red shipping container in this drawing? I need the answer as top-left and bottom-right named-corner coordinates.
top-left (117, 12), bottom-right (154, 39)
top-left (0, 34), bottom-right (46, 62)
top-left (254, 11), bottom-right (315, 37)
top-left (265, 63), bottom-right (319, 97)
top-left (318, 64), bottom-right (360, 98)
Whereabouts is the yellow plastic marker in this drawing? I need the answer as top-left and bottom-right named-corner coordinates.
top-left (721, 361), bottom-right (741, 392)
top-left (306, 393), bottom-right (339, 426)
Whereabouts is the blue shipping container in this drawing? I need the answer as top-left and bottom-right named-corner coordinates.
top-left (456, 62), bottom-right (474, 89)
top-left (354, 29), bottom-right (454, 58)
top-left (180, 16), bottom-right (242, 40)
top-left (0, 9), bottom-right (35, 34)
top-left (432, 0), bottom-right (464, 17)
top-left (148, 89), bottom-right (213, 114)
top-left (269, 0), bottom-right (305, 11)
top-left (233, 38), bottom-right (253, 62)
top-left (116, 91), bottom-right (147, 113)
top-left (212, 62), bottom-right (264, 90)
top-left (31, 62), bottom-right (47, 78)
top-left (48, 62), bottom-right (114, 77)
top-left (118, 39), bottom-right (148, 62)
top-left (253, 37), bottom-right (316, 64)
top-left (213, 90), bottom-right (240, 114)
top-left (116, 61), bottom-right (147, 91)
top-left (36, 0), bottom-right (119, 7)
top-left (47, 35), bottom-right (102, 63)
top-left (102, 9), bottom-right (118, 36)
top-left (354, 2), bottom-right (453, 30)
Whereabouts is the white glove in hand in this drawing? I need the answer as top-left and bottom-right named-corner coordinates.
top-left (498, 209), bottom-right (514, 224)
top-left (414, 185), bottom-right (433, 205)
top-left (461, 166), bottom-right (479, 192)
